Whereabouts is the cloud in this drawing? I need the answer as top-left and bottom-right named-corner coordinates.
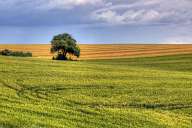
top-left (38, 0), bottom-right (105, 10)
top-left (164, 34), bottom-right (192, 44)
top-left (92, 0), bottom-right (192, 25)
top-left (1, 0), bottom-right (192, 26)
top-left (0, 0), bottom-right (107, 26)
top-left (92, 9), bottom-right (162, 25)
top-left (0, 0), bottom-right (105, 10)
top-left (2, 0), bottom-right (191, 26)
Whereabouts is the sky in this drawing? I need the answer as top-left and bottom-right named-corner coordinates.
top-left (0, 0), bottom-right (192, 44)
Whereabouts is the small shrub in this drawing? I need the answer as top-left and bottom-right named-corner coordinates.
top-left (0, 49), bottom-right (32, 57)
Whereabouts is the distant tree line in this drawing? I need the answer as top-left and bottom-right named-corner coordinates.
top-left (0, 49), bottom-right (32, 57)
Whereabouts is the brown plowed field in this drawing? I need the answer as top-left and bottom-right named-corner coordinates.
top-left (1, 44), bottom-right (192, 59)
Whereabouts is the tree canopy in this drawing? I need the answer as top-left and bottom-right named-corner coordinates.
top-left (50, 33), bottom-right (80, 60)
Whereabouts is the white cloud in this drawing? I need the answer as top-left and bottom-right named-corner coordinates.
top-left (38, 0), bottom-right (105, 10)
top-left (92, 0), bottom-right (192, 25)
top-left (0, 0), bottom-right (105, 10)
top-left (164, 35), bottom-right (192, 44)
top-left (93, 9), bottom-right (164, 25)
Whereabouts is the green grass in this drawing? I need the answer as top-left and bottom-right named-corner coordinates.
top-left (0, 54), bottom-right (192, 128)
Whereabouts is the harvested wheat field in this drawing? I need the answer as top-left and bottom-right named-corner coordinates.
top-left (1, 44), bottom-right (192, 59)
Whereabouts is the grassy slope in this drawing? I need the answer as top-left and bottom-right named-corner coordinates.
top-left (0, 54), bottom-right (192, 128)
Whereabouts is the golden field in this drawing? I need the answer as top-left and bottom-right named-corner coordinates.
top-left (1, 44), bottom-right (192, 59)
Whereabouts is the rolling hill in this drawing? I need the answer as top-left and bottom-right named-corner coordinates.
top-left (0, 51), bottom-right (192, 127)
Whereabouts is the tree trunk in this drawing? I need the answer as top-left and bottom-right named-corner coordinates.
top-left (63, 50), bottom-right (67, 57)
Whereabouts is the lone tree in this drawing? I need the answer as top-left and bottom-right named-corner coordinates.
top-left (50, 33), bottom-right (80, 60)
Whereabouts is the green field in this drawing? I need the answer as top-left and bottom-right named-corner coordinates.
top-left (0, 54), bottom-right (192, 128)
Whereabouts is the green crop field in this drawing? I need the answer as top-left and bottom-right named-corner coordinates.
top-left (0, 54), bottom-right (192, 128)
